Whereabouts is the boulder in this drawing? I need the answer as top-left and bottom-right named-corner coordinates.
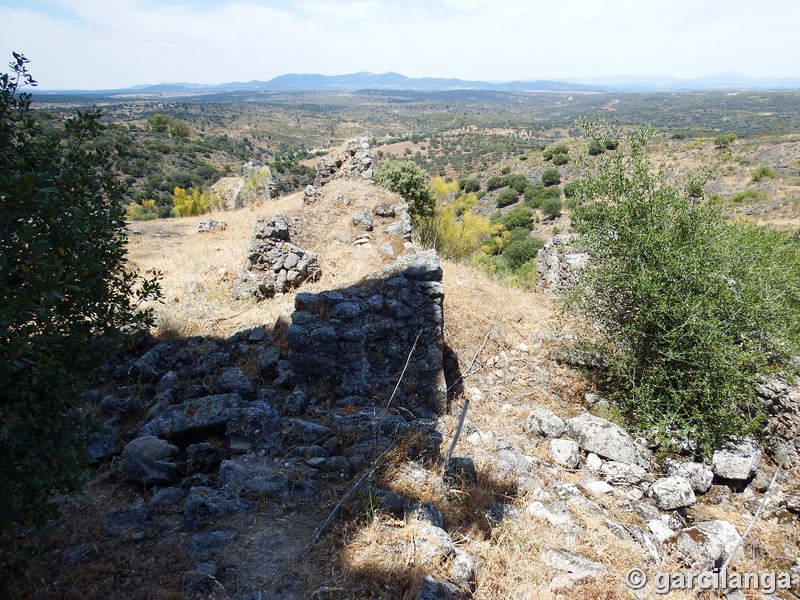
top-left (119, 452), bottom-right (181, 486)
top-left (712, 439), bottom-right (761, 481)
top-left (549, 439), bottom-right (581, 469)
top-left (649, 476), bottom-right (696, 510)
top-left (122, 435), bottom-right (180, 461)
top-left (567, 413), bottom-right (651, 468)
top-left (140, 393), bottom-right (244, 440)
top-left (664, 459), bottom-right (714, 493)
top-left (599, 460), bottom-right (648, 486)
top-left (527, 407), bottom-right (567, 438)
top-left (668, 519), bottom-right (741, 570)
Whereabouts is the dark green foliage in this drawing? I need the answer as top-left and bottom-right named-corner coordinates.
top-left (506, 173), bottom-right (528, 194)
top-left (563, 180), bottom-right (581, 198)
top-left (588, 139), bottom-right (605, 156)
top-left (460, 178), bottom-right (480, 193)
top-left (552, 153), bottom-right (569, 166)
top-left (374, 159), bottom-right (434, 219)
top-left (499, 206), bottom-right (534, 230)
top-left (496, 188), bottom-right (520, 208)
top-left (503, 237), bottom-right (545, 270)
top-left (486, 176), bottom-right (507, 191)
top-left (714, 132), bottom-right (737, 148)
top-left (567, 127), bottom-right (800, 455)
top-left (751, 166), bottom-right (777, 182)
top-left (541, 197), bottom-right (562, 218)
top-left (147, 113), bottom-right (170, 133)
top-left (524, 182), bottom-right (560, 208)
top-left (0, 55), bottom-right (162, 530)
top-left (604, 138), bottom-right (619, 150)
top-left (541, 168), bottom-right (561, 187)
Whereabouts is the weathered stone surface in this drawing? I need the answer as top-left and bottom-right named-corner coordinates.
top-left (536, 233), bottom-right (588, 296)
top-left (216, 368), bottom-right (253, 397)
top-left (449, 548), bottom-right (475, 584)
top-left (123, 436), bottom-right (180, 461)
top-left (186, 443), bottom-right (225, 475)
top-left (351, 207), bottom-right (374, 231)
top-left (406, 502), bottom-right (444, 529)
top-left (417, 575), bottom-right (461, 600)
top-left (312, 137), bottom-right (373, 189)
top-left (567, 413), bottom-right (651, 468)
top-left (183, 486), bottom-right (256, 528)
top-left (527, 500), bottom-right (573, 525)
top-left (527, 407), bottom-right (567, 438)
top-left (140, 394), bottom-right (244, 440)
top-left (198, 220), bottom-right (227, 233)
top-left (225, 401), bottom-right (282, 454)
top-left (128, 342), bottom-right (178, 383)
top-left (150, 486), bottom-right (187, 508)
top-left (712, 439), bottom-right (761, 481)
top-left (287, 250), bottom-right (447, 415)
top-left (759, 376), bottom-right (800, 468)
top-left (600, 461), bottom-right (648, 486)
top-left (120, 452), bottom-right (182, 486)
top-left (410, 524), bottom-right (453, 562)
top-left (543, 548), bottom-right (606, 587)
top-left (669, 519), bottom-right (741, 570)
top-left (233, 214), bottom-right (321, 300)
top-left (649, 476), bottom-right (696, 510)
top-left (550, 439), bottom-right (581, 469)
top-left (664, 459), bottom-right (714, 493)
top-left (285, 418), bottom-right (331, 445)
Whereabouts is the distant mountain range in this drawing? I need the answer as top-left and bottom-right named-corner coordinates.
top-left (38, 71), bottom-right (800, 95)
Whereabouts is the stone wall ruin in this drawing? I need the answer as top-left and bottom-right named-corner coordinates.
top-left (233, 214), bottom-right (321, 300)
top-left (285, 250), bottom-right (447, 417)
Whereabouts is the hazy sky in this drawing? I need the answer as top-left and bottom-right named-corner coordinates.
top-left (1, 0), bottom-right (798, 89)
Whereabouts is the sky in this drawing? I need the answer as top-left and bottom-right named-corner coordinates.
top-left (1, 0), bottom-right (798, 90)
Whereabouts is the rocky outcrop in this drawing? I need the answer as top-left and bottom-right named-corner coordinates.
top-left (307, 137), bottom-right (373, 201)
top-left (536, 233), bottom-right (588, 296)
top-left (286, 250), bottom-right (447, 415)
top-left (233, 214), bottom-right (321, 300)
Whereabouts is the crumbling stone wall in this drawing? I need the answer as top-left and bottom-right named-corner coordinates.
top-left (305, 137), bottom-right (373, 202)
top-left (233, 214), bottom-right (320, 300)
top-left (536, 233), bottom-right (588, 296)
top-left (285, 250), bottom-right (447, 416)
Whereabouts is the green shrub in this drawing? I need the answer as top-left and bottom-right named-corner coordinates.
top-left (751, 166), bottom-right (777, 182)
top-left (461, 178), bottom-right (480, 193)
top-left (563, 180), bottom-right (581, 198)
top-left (499, 206), bottom-right (534, 230)
top-left (552, 153), bottom-right (569, 166)
top-left (506, 173), bottom-right (528, 194)
top-left (374, 160), bottom-right (434, 219)
top-left (503, 237), bottom-right (545, 270)
top-left (496, 188), bottom-right (520, 208)
top-left (567, 127), bottom-right (800, 456)
top-left (714, 132), bottom-right (737, 148)
top-left (541, 197), bottom-right (562, 218)
top-left (604, 138), bottom-right (619, 150)
top-left (732, 189), bottom-right (759, 202)
top-left (541, 168), bottom-right (561, 187)
top-left (588, 140), bottom-right (605, 156)
top-left (486, 176), bottom-right (507, 191)
top-left (0, 55), bottom-right (161, 530)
